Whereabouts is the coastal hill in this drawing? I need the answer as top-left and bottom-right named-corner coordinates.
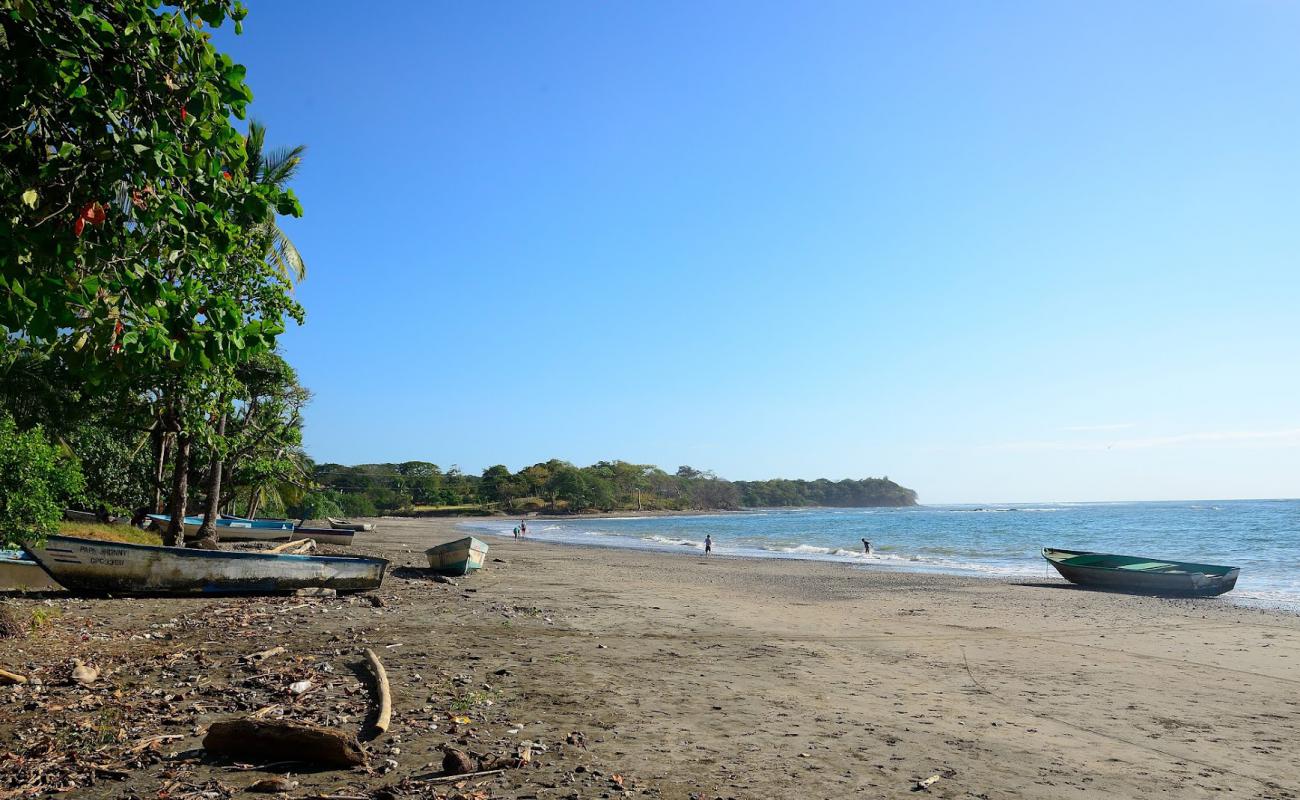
top-left (302, 460), bottom-right (917, 518)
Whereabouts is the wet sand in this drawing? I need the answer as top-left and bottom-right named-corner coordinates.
top-left (1, 516), bottom-right (1298, 799)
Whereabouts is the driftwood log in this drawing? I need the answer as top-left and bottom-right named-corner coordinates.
top-left (203, 718), bottom-right (365, 768)
top-left (362, 648), bottom-right (392, 735)
top-left (0, 668), bottom-right (27, 685)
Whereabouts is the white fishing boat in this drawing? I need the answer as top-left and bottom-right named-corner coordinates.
top-left (291, 526), bottom-right (355, 547)
top-left (23, 535), bottom-right (387, 595)
top-left (425, 536), bottom-right (489, 576)
top-left (0, 549), bottom-right (63, 592)
top-left (327, 517), bottom-right (375, 532)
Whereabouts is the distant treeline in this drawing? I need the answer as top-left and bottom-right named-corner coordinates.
top-left (294, 460), bottom-right (917, 518)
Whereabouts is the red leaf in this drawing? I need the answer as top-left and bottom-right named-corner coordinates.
top-left (81, 202), bottom-right (107, 225)
top-left (74, 217), bottom-right (85, 237)
top-left (180, 106), bottom-right (188, 122)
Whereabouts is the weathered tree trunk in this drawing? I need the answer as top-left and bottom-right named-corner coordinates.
top-left (165, 431), bottom-right (191, 547)
top-left (193, 412), bottom-right (227, 548)
top-left (247, 487), bottom-right (262, 520)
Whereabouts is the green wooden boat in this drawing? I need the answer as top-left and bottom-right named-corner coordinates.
top-left (1043, 547), bottom-right (1239, 597)
top-left (425, 537), bottom-right (488, 576)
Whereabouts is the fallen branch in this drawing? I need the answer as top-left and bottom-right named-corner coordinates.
top-left (0, 669), bottom-right (27, 685)
top-left (362, 648), bottom-right (391, 735)
top-left (422, 768), bottom-right (506, 784)
top-left (242, 645), bottom-right (286, 664)
top-left (127, 733), bottom-right (183, 753)
top-left (269, 539), bottom-right (315, 554)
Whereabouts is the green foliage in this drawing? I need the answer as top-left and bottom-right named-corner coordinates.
top-left (313, 458), bottom-right (917, 515)
top-left (285, 490), bottom-right (342, 521)
top-left (337, 491), bottom-right (376, 518)
top-left (0, 414), bottom-right (85, 546)
top-left (735, 477), bottom-right (917, 508)
top-left (0, 0), bottom-right (303, 381)
top-left (64, 422), bottom-right (151, 514)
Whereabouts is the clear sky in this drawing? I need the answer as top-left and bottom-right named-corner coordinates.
top-left (215, 2), bottom-right (1300, 504)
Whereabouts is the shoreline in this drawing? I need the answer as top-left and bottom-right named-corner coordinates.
top-left (455, 518), bottom-right (1300, 613)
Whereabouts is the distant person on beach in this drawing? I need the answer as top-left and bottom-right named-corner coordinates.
top-left (520, 520), bottom-right (527, 537)
top-left (513, 525), bottom-right (520, 540)
top-left (862, 538), bottom-right (872, 555)
top-left (704, 535), bottom-right (713, 556)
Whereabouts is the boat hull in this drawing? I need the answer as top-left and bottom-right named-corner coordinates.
top-left (24, 535), bottom-right (387, 595)
top-left (149, 514), bottom-right (296, 541)
top-left (0, 551), bottom-right (63, 592)
top-left (425, 537), bottom-right (488, 576)
top-left (327, 517), bottom-right (375, 532)
top-left (292, 527), bottom-right (355, 547)
top-left (1043, 548), bottom-right (1239, 597)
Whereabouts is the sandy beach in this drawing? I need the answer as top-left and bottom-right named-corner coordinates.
top-left (2, 516), bottom-right (1298, 799)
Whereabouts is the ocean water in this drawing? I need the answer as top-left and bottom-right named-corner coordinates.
top-left (461, 500), bottom-right (1300, 606)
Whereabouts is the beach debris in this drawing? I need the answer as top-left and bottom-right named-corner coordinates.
top-left (289, 679), bottom-right (314, 695)
top-left (271, 538), bottom-right (317, 554)
top-left (70, 659), bottom-right (99, 686)
top-left (432, 575), bottom-right (458, 586)
top-left (0, 668), bottom-right (27, 685)
top-left (249, 776), bottom-right (298, 792)
top-left (566, 731), bottom-right (587, 748)
top-left (362, 647), bottom-right (392, 736)
top-left (423, 767), bottom-right (507, 784)
top-left (243, 645), bottom-right (287, 664)
top-left (203, 717), bottom-right (366, 768)
top-left (914, 774), bottom-right (941, 791)
top-left (441, 746), bottom-right (477, 775)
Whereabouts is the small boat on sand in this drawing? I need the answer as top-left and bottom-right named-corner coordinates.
top-left (425, 537), bottom-right (488, 576)
top-left (327, 517), bottom-right (375, 533)
top-left (292, 526), bottom-right (355, 547)
top-left (1042, 547), bottom-right (1239, 597)
top-left (0, 550), bottom-right (63, 592)
top-left (23, 535), bottom-right (387, 595)
top-left (149, 514), bottom-right (295, 542)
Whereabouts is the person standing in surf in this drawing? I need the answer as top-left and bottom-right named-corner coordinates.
top-left (862, 538), bottom-right (872, 555)
top-left (704, 535), bottom-right (713, 556)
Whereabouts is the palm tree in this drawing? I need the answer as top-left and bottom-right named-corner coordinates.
top-left (243, 120), bottom-right (307, 284)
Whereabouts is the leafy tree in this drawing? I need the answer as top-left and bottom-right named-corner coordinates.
top-left (1, 0), bottom-right (305, 545)
top-left (0, 413), bottom-right (84, 546)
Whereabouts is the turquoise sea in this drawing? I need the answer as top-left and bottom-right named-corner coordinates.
top-left (461, 499), bottom-right (1300, 606)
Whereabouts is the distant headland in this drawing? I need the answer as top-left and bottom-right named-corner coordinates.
top-left (298, 460), bottom-right (918, 518)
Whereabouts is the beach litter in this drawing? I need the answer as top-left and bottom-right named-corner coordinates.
top-left (69, 658), bottom-right (98, 686)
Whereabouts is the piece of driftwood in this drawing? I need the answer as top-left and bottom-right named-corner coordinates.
top-left (204, 717), bottom-right (366, 768)
top-left (915, 774), bottom-right (940, 791)
top-left (362, 648), bottom-right (391, 735)
top-left (423, 768), bottom-right (506, 784)
top-left (269, 539), bottom-right (315, 554)
top-left (0, 668), bottom-right (27, 685)
top-left (243, 645), bottom-right (286, 664)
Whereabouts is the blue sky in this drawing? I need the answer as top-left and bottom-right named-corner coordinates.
top-left (216, 2), bottom-right (1300, 503)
